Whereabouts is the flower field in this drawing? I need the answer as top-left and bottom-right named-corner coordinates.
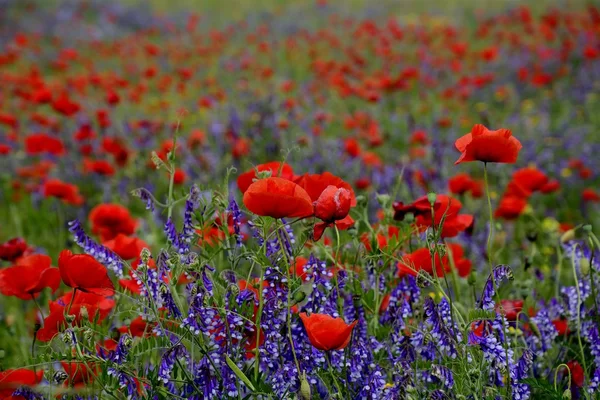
top-left (1, 0), bottom-right (600, 399)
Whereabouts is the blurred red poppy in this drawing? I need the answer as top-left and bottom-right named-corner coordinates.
top-left (583, 188), bottom-right (600, 203)
top-left (103, 234), bottom-right (148, 260)
top-left (89, 203), bottom-right (137, 241)
top-left (300, 312), bottom-right (357, 351)
top-left (25, 133), bottom-right (65, 155)
top-left (117, 315), bottom-right (155, 337)
top-left (566, 361), bottom-right (584, 387)
top-left (0, 254), bottom-right (60, 300)
top-left (58, 250), bottom-right (115, 296)
top-left (243, 177), bottom-right (314, 219)
top-left (494, 196), bottom-right (527, 220)
top-left (448, 173), bottom-right (483, 198)
top-left (43, 178), bottom-right (84, 205)
top-left (0, 238), bottom-right (29, 262)
top-left (454, 124), bottom-right (522, 164)
top-left (313, 185), bottom-right (354, 241)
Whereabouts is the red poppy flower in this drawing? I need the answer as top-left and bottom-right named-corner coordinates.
top-left (553, 319), bottom-right (570, 336)
top-left (37, 291), bottom-right (115, 342)
top-left (511, 167), bottom-right (549, 193)
top-left (58, 250), bottom-right (115, 296)
top-left (344, 138), bottom-right (361, 157)
top-left (300, 312), bottom-right (357, 351)
top-left (494, 196), bottom-right (527, 220)
top-left (43, 178), bottom-right (84, 206)
top-left (398, 244), bottom-right (471, 277)
top-left (295, 172), bottom-right (357, 206)
top-left (84, 159), bottom-right (115, 176)
top-left (52, 92), bottom-right (80, 116)
top-left (583, 188), bottom-right (600, 203)
top-left (103, 234), bottom-right (148, 260)
top-left (237, 161), bottom-right (295, 193)
top-left (89, 203), bottom-right (137, 241)
top-left (243, 177), bottom-right (314, 219)
top-left (118, 316), bottom-right (155, 337)
top-left (496, 299), bottom-right (523, 321)
top-left (0, 369), bottom-right (43, 398)
top-left (448, 173), bottom-right (483, 198)
top-left (313, 185), bottom-right (354, 241)
top-left (0, 254), bottom-right (60, 300)
top-left (0, 238), bottom-right (29, 262)
top-left (25, 133), bottom-right (65, 155)
top-left (61, 362), bottom-right (97, 387)
top-left (454, 124), bottom-right (522, 165)
top-left (540, 179), bottom-right (560, 194)
top-left (566, 361), bottom-right (584, 387)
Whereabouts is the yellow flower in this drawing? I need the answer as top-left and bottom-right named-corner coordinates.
top-left (561, 168), bottom-right (572, 178)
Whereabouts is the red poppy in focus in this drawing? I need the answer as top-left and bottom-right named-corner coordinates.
top-left (0, 238), bottom-right (29, 262)
top-left (37, 291), bottom-right (115, 342)
top-left (295, 172), bottom-right (357, 206)
top-left (398, 243), bottom-right (471, 278)
top-left (58, 250), bottom-right (115, 296)
top-left (103, 234), bottom-right (148, 260)
top-left (313, 185), bottom-right (354, 241)
top-left (299, 312), bottom-right (357, 351)
top-left (89, 203), bottom-right (137, 241)
top-left (454, 124), bottom-right (522, 165)
top-left (43, 178), bottom-right (84, 206)
top-left (0, 254), bottom-right (60, 300)
top-left (25, 133), bottom-right (65, 155)
top-left (494, 196), bottom-right (527, 220)
top-left (243, 177), bottom-right (314, 219)
top-left (0, 369), bottom-right (43, 398)
top-left (237, 162), bottom-right (295, 193)
top-left (566, 361), bottom-right (584, 387)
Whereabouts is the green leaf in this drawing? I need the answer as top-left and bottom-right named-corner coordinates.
top-left (226, 355), bottom-right (256, 392)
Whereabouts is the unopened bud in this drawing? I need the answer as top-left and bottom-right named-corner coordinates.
top-left (299, 372), bottom-right (311, 400)
top-left (293, 291), bottom-right (307, 304)
top-left (580, 258), bottom-right (590, 276)
top-left (64, 314), bottom-right (76, 323)
top-left (140, 248), bottom-right (151, 264)
top-left (79, 306), bottom-right (89, 320)
top-left (468, 272), bottom-right (477, 286)
top-left (427, 192), bottom-right (437, 206)
top-left (582, 224), bottom-right (592, 233)
top-left (562, 388), bottom-right (572, 399)
top-left (560, 229), bottom-right (576, 243)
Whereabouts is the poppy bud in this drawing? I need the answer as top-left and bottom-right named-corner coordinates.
top-left (314, 185), bottom-right (351, 222)
top-left (427, 192), bottom-right (437, 206)
top-left (64, 314), bottom-right (76, 323)
top-left (582, 224), bottom-right (592, 233)
top-left (293, 291), bottom-right (306, 304)
top-left (468, 272), bottom-right (477, 286)
top-left (299, 372), bottom-right (311, 400)
top-left (80, 306), bottom-right (89, 320)
top-left (580, 258), bottom-right (590, 276)
top-left (562, 389), bottom-right (571, 399)
top-left (560, 229), bottom-right (575, 243)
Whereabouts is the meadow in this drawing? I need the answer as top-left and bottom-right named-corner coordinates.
top-left (0, 0), bottom-right (600, 399)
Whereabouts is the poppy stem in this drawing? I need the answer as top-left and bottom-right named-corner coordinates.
top-left (569, 245), bottom-right (588, 376)
top-left (325, 351), bottom-right (344, 396)
top-left (166, 119), bottom-right (181, 220)
top-left (31, 295), bottom-right (45, 321)
top-left (553, 363), bottom-right (571, 392)
top-left (482, 163), bottom-right (495, 279)
top-left (66, 288), bottom-right (78, 316)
